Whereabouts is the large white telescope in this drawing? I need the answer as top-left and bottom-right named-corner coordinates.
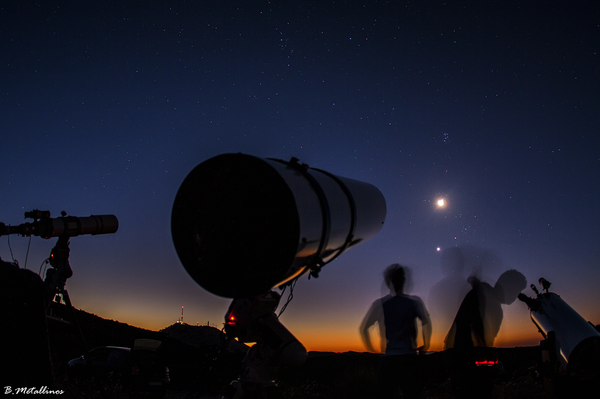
top-left (519, 278), bottom-right (600, 381)
top-left (171, 153), bottom-right (387, 298)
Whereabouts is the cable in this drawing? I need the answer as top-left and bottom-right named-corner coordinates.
top-left (24, 235), bottom-right (32, 269)
top-left (277, 277), bottom-right (298, 318)
top-left (7, 235), bottom-right (17, 264)
top-left (39, 258), bottom-right (50, 277)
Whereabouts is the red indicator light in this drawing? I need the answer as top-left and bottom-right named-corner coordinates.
top-left (475, 359), bottom-right (499, 367)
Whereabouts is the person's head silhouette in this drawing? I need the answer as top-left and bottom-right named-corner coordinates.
top-left (384, 264), bottom-right (409, 295)
top-left (495, 269), bottom-right (527, 305)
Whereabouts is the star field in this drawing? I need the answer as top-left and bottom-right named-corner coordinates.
top-left (1, 1), bottom-right (599, 351)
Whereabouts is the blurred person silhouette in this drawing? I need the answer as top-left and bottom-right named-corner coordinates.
top-left (444, 269), bottom-right (527, 398)
top-left (360, 264), bottom-right (431, 398)
top-left (427, 248), bottom-right (471, 351)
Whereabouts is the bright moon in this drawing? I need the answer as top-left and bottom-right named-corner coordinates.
top-left (437, 198), bottom-right (445, 207)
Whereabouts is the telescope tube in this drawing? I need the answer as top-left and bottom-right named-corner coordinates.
top-left (171, 153), bottom-right (386, 298)
top-left (527, 292), bottom-right (600, 369)
top-left (1, 215), bottom-right (119, 238)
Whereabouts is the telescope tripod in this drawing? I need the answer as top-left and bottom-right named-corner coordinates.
top-left (44, 235), bottom-right (88, 354)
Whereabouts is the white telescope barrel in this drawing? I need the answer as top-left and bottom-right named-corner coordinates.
top-left (171, 153), bottom-right (387, 298)
top-left (2, 215), bottom-right (119, 238)
top-left (47, 215), bottom-right (119, 237)
top-left (529, 292), bottom-right (600, 368)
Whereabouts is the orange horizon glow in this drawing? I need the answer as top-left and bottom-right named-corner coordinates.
top-left (79, 300), bottom-right (555, 354)
top-left (84, 311), bottom-right (543, 353)
top-left (298, 335), bottom-right (542, 353)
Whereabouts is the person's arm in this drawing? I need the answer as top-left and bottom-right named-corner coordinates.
top-left (416, 297), bottom-right (432, 353)
top-left (359, 300), bottom-right (383, 352)
top-left (421, 318), bottom-right (432, 353)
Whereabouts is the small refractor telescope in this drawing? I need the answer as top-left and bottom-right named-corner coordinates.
top-left (0, 210), bottom-right (119, 238)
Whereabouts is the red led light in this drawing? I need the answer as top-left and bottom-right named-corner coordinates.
top-left (475, 359), bottom-right (499, 367)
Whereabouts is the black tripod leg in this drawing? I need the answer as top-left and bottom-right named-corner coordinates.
top-left (62, 289), bottom-right (89, 354)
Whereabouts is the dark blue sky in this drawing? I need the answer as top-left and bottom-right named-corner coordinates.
top-left (1, 1), bottom-right (598, 351)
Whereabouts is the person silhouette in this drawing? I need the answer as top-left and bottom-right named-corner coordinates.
top-left (360, 264), bottom-right (431, 398)
top-left (444, 269), bottom-right (527, 398)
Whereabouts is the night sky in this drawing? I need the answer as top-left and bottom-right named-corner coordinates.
top-left (1, 1), bottom-right (599, 352)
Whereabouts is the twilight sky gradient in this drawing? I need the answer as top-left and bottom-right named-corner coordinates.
top-left (1, 1), bottom-right (599, 352)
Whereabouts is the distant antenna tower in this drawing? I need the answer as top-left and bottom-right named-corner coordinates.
top-left (180, 306), bottom-right (184, 324)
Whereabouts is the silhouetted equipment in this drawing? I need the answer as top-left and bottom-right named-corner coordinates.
top-left (538, 277), bottom-right (552, 293)
top-left (171, 153), bottom-right (387, 298)
top-left (519, 278), bottom-right (600, 386)
top-left (0, 210), bottom-right (118, 238)
top-left (223, 291), bottom-right (308, 395)
top-left (1, 210), bottom-right (119, 391)
top-left (1, 210), bottom-right (119, 307)
top-left (225, 292), bottom-right (307, 364)
top-left (171, 154), bottom-right (387, 398)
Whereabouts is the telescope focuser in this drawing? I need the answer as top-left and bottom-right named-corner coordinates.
top-left (518, 293), bottom-right (540, 311)
top-left (518, 279), bottom-right (554, 311)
